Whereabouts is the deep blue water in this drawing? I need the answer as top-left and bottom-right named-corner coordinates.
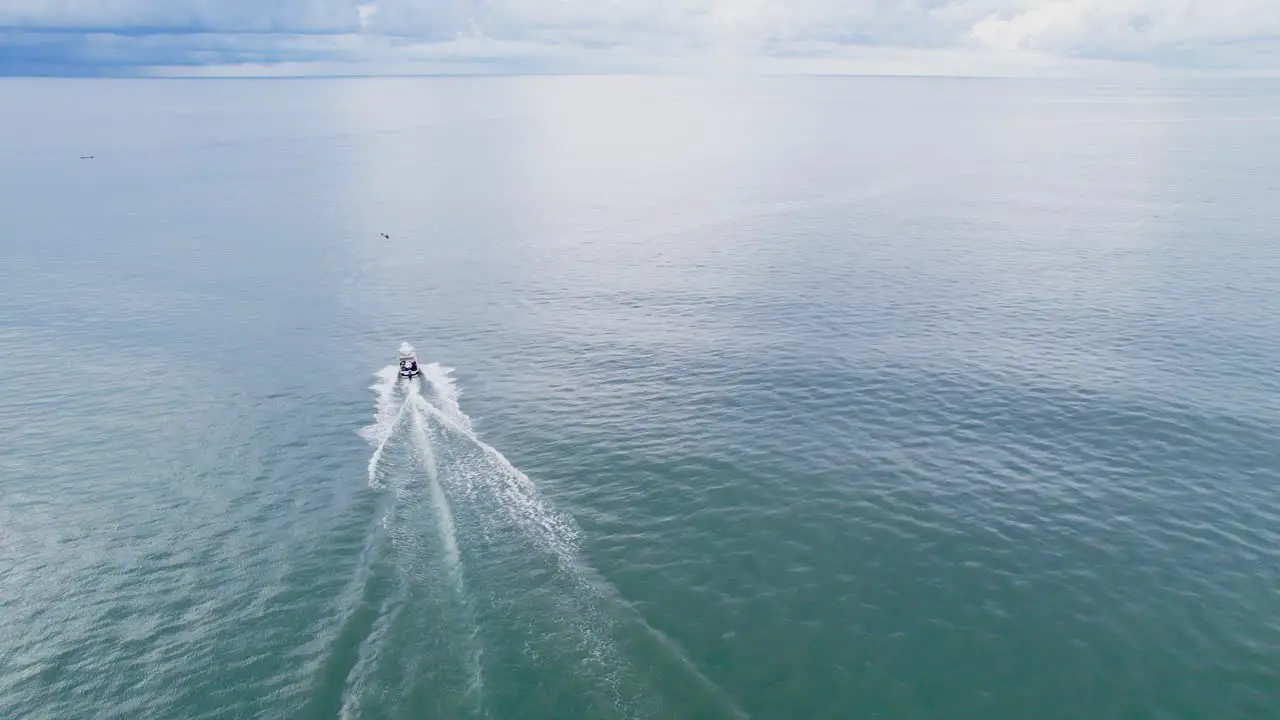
top-left (1, 76), bottom-right (1278, 719)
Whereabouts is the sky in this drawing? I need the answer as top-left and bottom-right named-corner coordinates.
top-left (1, 0), bottom-right (1278, 76)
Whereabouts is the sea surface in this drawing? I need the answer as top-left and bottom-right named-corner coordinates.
top-left (1, 75), bottom-right (1278, 720)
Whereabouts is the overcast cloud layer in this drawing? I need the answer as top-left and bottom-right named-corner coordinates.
top-left (2, 0), bottom-right (1278, 75)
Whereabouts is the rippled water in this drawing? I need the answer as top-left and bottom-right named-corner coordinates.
top-left (2, 76), bottom-right (1278, 719)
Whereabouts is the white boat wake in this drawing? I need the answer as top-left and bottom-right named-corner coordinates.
top-left (359, 366), bottom-right (405, 489)
top-left (352, 367), bottom-right (485, 715)
top-left (354, 359), bottom-right (746, 719)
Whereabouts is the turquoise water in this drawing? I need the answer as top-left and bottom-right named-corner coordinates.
top-left (2, 76), bottom-right (1278, 719)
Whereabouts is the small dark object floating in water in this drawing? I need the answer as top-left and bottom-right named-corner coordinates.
top-left (79, 155), bottom-right (94, 159)
top-left (381, 233), bottom-right (390, 239)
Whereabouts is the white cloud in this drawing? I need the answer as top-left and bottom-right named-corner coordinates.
top-left (0, 0), bottom-right (361, 32)
top-left (358, 0), bottom-right (1280, 55)
top-left (964, 0), bottom-right (1280, 57)
top-left (1, 0), bottom-right (1279, 73)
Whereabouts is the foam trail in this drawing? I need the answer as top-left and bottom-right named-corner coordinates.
top-left (355, 370), bottom-right (486, 711)
top-left (360, 366), bottom-right (411, 487)
top-left (421, 363), bottom-right (472, 433)
top-left (366, 396), bottom-right (409, 487)
top-left (579, 563), bottom-right (752, 720)
top-left (417, 374), bottom-right (748, 719)
top-left (337, 581), bottom-right (405, 720)
top-left (360, 366), bottom-right (401, 442)
top-left (407, 395), bottom-right (454, 570)
top-left (407, 387), bottom-right (485, 703)
top-left (413, 396), bottom-right (580, 565)
top-left (362, 361), bottom-right (743, 717)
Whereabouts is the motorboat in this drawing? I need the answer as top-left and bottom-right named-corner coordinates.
top-left (398, 342), bottom-right (420, 378)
